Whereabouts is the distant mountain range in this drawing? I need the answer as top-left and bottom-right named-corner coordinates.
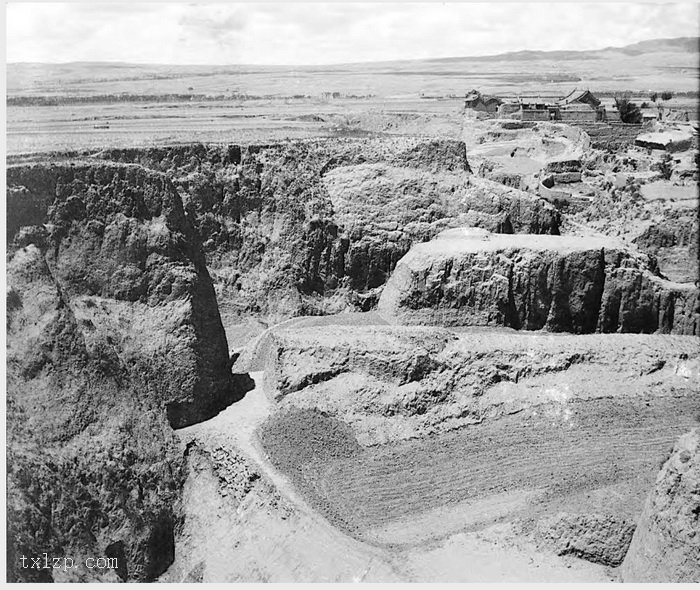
top-left (400, 37), bottom-right (699, 65)
top-left (7, 37), bottom-right (699, 68)
top-left (7, 36), bottom-right (698, 99)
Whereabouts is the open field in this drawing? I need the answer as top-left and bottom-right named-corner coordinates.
top-left (7, 37), bottom-right (698, 155)
top-left (5, 97), bottom-right (464, 154)
top-left (297, 396), bottom-right (698, 543)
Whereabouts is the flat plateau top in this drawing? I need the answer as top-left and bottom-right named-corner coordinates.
top-left (636, 129), bottom-right (693, 144)
top-left (406, 228), bottom-right (627, 260)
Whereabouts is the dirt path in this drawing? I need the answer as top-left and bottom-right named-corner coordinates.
top-left (172, 373), bottom-right (402, 582)
top-left (179, 372), bottom-right (326, 515)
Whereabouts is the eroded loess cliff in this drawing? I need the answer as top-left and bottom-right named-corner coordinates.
top-left (263, 324), bottom-right (700, 445)
top-left (621, 428), bottom-right (700, 582)
top-left (378, 228), bottom-right (699, 334)
top-left (633, 214), bottom-right (699, 284)
top-left (91, 139), bottom-right (559, 320)
top-left (6, 162), bottom-right (252, 581)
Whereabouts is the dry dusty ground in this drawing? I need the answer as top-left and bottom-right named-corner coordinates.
top-left (168, 371), bottom-right (616, 582)
top-left (164, 313), bottom-right (698, 582)
top-left (263, 397), bottom-right (697, 544)
top-left (5, 98), bottom-right (463, 155)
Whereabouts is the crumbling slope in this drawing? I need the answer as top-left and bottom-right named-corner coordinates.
top-left (89, 139), bottom-right (558, 320)
top-left (6, 161), bottom-right (252, 582)
top-left (263, 324), bottom-right (700, 446)
top-left (621, 428), bottom-right (700, 583)
top-left (378, 228), bottom-right (698, 334)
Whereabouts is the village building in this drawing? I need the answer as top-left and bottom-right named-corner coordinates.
top-left (464, 90), bottom-right (503, 113)
top-left (559, 102), bottom-right (599, 122)
top-left (520, 101), bottom-right (554, 121)
top-left (606, 108), bottom-right (622, 122)
top-left (465, 88), bottom-right (631, 125)
top-left (558, 88), bottom-right (601, 109)
top-left (497, 102), bottom-right (521, 117)
top-left (557, 89), bottom-right (604, 122)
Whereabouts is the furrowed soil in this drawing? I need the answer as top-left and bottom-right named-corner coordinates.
top-left (259, 395), bottom-right (700, 546)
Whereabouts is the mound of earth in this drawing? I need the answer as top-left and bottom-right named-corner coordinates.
top-left (377, 227), bottom-right (698, 334)
top-left (536, 512), bottom-right (636, 566)
top-left (635, 129), bottom-right (693, 152)
top-left (263, 324), bottom-right (700, 446)
top-left (6, 161), bottom-right (252, 581)
top-left (462, 119), bottom-right (589, 190)
top-left (324, 163), bottom-right (560, 242)
top-left (621, 428), bottom-right (700, 582)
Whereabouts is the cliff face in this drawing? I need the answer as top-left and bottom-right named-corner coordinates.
top-left (633, 215), bottom-right (699, 284)
top-left (263, 324), bottom-right (700, 446)
top-left (378, 228), bottom-right (699, 334)
top-left (6, 162), bottom-right (252, 581)
top-left (92, 139), bottom-right (559, 320)
top-left (621, 429), bottom-right (700, 582)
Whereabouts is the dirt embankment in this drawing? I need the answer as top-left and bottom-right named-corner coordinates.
top-left (621, 428), bottom-right (700, 582)
top-left (262, 323), bottom-right (700, 445)
top-left (378, 228), bottom-right (699, 334)
top-left (6, 162), bottom-right (253, 581)
top-left (257, 321), bottom-right (699, 566)
top-left (25, 138), bottom-right (559, 323)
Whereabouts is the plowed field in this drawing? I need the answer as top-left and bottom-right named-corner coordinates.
top-left (260, 394), bottom-right (700, 545)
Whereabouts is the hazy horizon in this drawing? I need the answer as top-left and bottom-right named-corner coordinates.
top-left (6, 2), bottom-right (700, 66)
top-left (6, 35), bottom-right (699, 69)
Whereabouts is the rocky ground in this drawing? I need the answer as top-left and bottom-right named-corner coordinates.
top-left (6, 107), bottom-right (699, 582)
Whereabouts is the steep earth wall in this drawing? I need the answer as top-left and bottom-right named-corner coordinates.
top-left (621, 429), bottom-right (700, 582)
top-left (536, 513), bottom-right (636, 566)
top-left (89, 139), bottom-right (559, 320)
top-left (633, 215), bottom-right (699, 284)
top-left (575, 123), bottom-right (644, 150)
top-left (6, 162), bottom-right (252, 581)
top-left (378, 228), bottom-right (699, 334)
top-left (262, 324), bottom-right (700, 445)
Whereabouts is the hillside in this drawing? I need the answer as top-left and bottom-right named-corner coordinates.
top-left (7, 36), bottom-right (699, 99)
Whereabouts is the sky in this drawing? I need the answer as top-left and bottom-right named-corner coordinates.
top-left (6, 2), bottom-right (700, 65)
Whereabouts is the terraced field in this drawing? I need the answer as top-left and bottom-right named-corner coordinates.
top-left (260, 394), bottom-right (700, 546)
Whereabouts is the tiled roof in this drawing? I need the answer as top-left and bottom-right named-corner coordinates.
top-left (558, 89), bottom-right (600, 106)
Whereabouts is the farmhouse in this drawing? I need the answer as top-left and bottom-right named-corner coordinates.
top-left (558, 88), bottom-right (601, 109)
top-left (520, 101), bottom-right (554, 121)
top-left (465, 88), bottom-right (617, 124)
top-left (464, 90), bottom-right (503, 113)
top-left (556, 89), bottom-right (600, 122)
top-left (559, 102), bottom-right (599, 122)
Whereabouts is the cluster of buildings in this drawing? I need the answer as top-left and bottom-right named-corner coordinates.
top-left (464, 89), bottom-right (620, 123)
